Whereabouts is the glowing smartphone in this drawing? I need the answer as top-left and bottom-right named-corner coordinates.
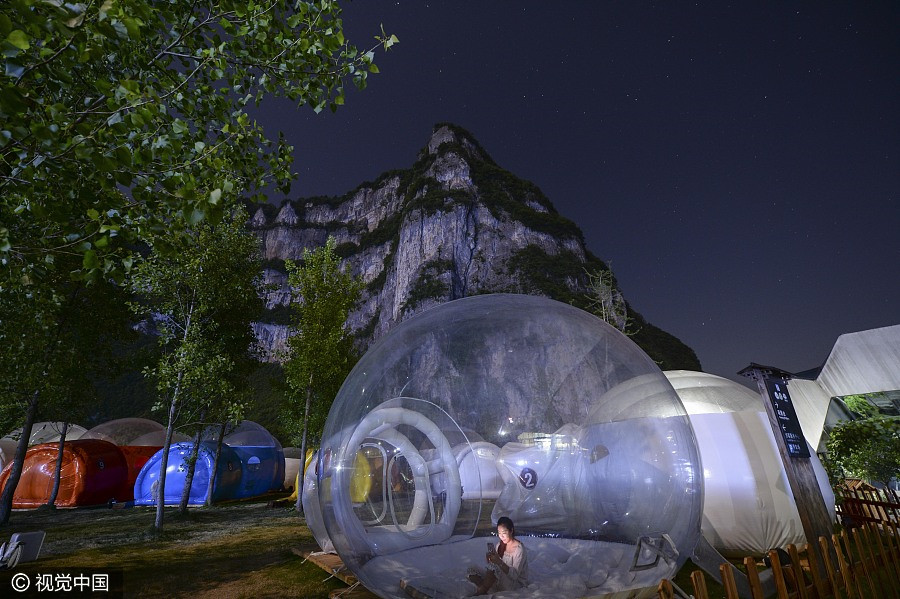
top-left (487, 542), bottom-right (495, 553)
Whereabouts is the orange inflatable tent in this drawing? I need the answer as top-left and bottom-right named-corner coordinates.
top-left (0, 439), bottom-right (143, 508)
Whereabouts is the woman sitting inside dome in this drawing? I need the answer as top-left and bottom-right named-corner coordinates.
top-left (466, 516), bottom-right (529, 596)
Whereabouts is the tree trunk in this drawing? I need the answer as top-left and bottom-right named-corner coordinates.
top-left (0, 391), bottom-right (39, 525)
top-left (47, 421), bottom-right (69, 508)
top-left (154, 394), bottom-right (179, 531)
top-left (295, 377), bottom-right (314, 513)
top-left (205, 422), bottom-right (227, 507)
top-left (1, 285), bottom-right (82, 523)
top-left (155, 307), bottom-right (193, 531)
top-left (178, 407), bottom-right (207, 514)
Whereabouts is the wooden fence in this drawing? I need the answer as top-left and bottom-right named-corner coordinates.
top-left (657, 521), bottom-right (900, 599)
top-left (836, 486), bottom-right (900, 528)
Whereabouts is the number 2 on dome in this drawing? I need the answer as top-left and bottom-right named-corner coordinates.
top-left (518, 467), bottom-right (537, 489)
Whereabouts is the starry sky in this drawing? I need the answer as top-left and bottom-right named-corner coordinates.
top-left (252, 1), bottom-right (899, 384)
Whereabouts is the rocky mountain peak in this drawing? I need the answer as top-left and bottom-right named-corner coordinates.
top-left (249, 124), bottom-right (701, 372)
top-left (423, 123), bottom-right (490, 162)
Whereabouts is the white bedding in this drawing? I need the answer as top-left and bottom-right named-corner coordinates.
top-left (358, 536), bottom-right (672, 598)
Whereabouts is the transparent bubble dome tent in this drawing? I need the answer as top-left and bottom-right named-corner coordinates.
top-left (311, 295), bottom-right (704, 598)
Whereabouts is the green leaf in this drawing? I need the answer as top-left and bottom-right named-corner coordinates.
top-left (82, 249), bottom-right (99, 269)
top-left (6, 30), bottom-right (30, 51)
top-left (188, 208), bottom-right (205, 224)
top-left (122, 17), bottom-right (142, 40)
top-left (114, 169), bottom-right (133, 186)
top-left (65, 9), bottom-right (86, 29)
top-left (209, 188), bottom-right (222, 205)
top-left (0, 14), bottom-right (12, 38)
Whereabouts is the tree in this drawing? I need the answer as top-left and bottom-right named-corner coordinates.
top-left (128, 207), bottom-right (264, 530)
top-left (0, 281), bottom-right (69, 524)
top-left (283, 236), bottom-right (361, 509)
top-left (583, 266), bottom-right (638, 335)
top-left (2, 0), bottom-right (395, 286)
top-left (0, 0), bottom-right (393, 523)
top-left (205, 421), bottom-right (229, 507)
top-left (0, 273), bottom-right (132, 524)
top-left (177, 398), bottom-right (248, 514)
top-left (45, 422), bottom-right (69, 509)
top-left (825, 394), bottom-right (900, 489)
top-left (41, 280), bottom-right (135, 509)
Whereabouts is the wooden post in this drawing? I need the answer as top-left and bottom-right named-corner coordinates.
top-left (739, 363), bottom-right (834, 578)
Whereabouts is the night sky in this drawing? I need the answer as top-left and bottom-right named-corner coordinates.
top-left (252, 2), bottom-right (899, 384)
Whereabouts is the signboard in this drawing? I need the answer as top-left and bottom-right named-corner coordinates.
top-left (765, 379), bottom-right (810, 458)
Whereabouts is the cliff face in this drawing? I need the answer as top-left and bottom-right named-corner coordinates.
top-left (250, 124), bottom-right (700, 371)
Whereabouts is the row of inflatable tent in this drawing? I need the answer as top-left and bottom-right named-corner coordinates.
top-left (301, 370), bottom-right (835, 563)
top-left (0, 419), bottom-right (287, 508)
top-left (0, 418), bottom-right (177, 508)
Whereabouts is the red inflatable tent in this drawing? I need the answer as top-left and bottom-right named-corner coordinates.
top-left (0, 439), bottom-right (132, 508)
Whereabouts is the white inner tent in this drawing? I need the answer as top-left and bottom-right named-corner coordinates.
top-left (82, 418), bottom-right (169, 446)
top-left (664, 370), bottom-right (836, 557)
top-left (1, 422), bottom-right (89, 471)
top-left (0, 439), bottom-right (17, 471)
top-left (2, 422), bottom-right (88, 446)
top-left (283, 447), bottom-right (302, 492)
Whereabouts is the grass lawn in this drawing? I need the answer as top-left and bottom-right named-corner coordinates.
top-left (0, 495), bottom-right (750, 598)
top-left (0, 495), bottom-right (345, 598)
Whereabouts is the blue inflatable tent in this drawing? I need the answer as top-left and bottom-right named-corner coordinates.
top-left (224, 421), bottom-right (285, 498)
top-left (133, 442), bottom-right (242, 505)
top-left (133, 421), bottom-right (285, 505)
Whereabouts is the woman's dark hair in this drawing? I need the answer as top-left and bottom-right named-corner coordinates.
top-left (496, 516), bottom-right (515, 536)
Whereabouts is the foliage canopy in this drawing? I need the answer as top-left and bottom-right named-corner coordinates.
top-left (0, 0), bottom-right (393, 524)
top-left (826, 394), bottom-right (900, 487)
top-left (283, 235), bottom-right (361, 446)
top-left (128, 206), bottom-right (265, 528)
top-left (129, 206), bottom-right (264, 425)
top-left (1, 0), bottom-right (394, 287)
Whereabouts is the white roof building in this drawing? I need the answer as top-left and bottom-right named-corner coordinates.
top-left (785, 324), bottom-right (900, 450)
